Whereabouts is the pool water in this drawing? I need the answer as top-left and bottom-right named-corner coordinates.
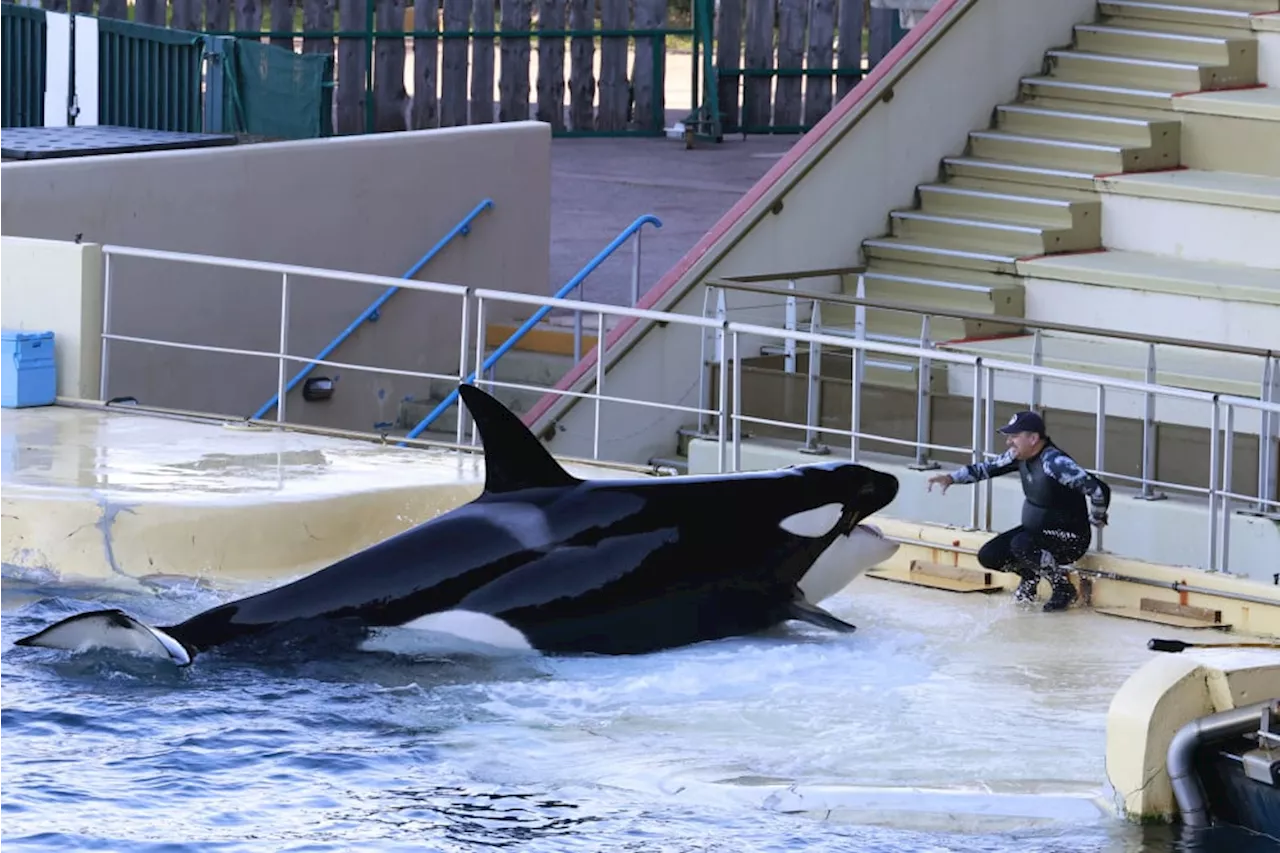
top-left (2, 569), bottom-right (1275, 853)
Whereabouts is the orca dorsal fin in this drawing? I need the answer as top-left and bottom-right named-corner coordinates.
top-left (458, 383), bottom-right (580, 494)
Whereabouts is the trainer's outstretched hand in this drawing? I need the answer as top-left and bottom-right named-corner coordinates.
top-left (927, 474), bottom-right (954, 495)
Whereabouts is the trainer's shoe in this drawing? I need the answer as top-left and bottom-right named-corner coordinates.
top-left (1013, 574), bottom-right (1039, 603)
top-left (1043, 576), bottom-right (1079, 612)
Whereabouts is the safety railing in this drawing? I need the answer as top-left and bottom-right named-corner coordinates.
top-left (250, 199), bottom-right (494, 421)
top-left (399, 213), bottom-right (662, 441)
top-left (703, 275), bottom-right (1280, 515)
top-left (95, 244), bottom-right (1280, 575)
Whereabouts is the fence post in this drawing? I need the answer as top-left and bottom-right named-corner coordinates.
top-left (910, 314), bottom-right (938, 471)
top-left (799, 300), bottom-right (828, 455)
top-left (1095, 384), bottom-right (1106, 552)
top-left (203, 36), bottom-right (232, 133)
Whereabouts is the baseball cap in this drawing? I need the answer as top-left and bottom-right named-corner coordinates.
top-left (997, 410), bottom-right (1045, 435)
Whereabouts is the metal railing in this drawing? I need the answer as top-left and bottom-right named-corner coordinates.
top-left (400, 213), bottom-right (662, 441)
top-left (96, 244), bottom-right (1280, 575)
top-left (704, 275), bottom-right (1280, 513)
top-left (250, 198), bottom-right (494, 421)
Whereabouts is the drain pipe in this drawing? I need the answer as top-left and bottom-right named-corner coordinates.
top-left (1167, 699), bottom-right (1280, 828)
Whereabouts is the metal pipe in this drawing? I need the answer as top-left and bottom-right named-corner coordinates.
top-left (1221, 405), bottom-right (1234, 573)
top-left (471, 297), bottom-right (487, 446)
top-left (914, 315), bottom-right (934, 469)
top-left (1261, 357), bottom-right (1278, 512)
top-left (276, 274), bottom-right (290, 424)
top-left (784, 280), bottom-right (797, 375)
top-left (99, 252), bottom-right (113, 401)
top-left (697, 286), bottom-right (712, 435)
top-left (1207, 396), bottom-right (1221, 572)
top-left (455, 290), bottom-right (472, 448)
top-left (970, 358), bottom-right (984, 530)
top-left (1096, 384), bottom-right (1106, 552)
top-left (804, 301), bottom-right (823, 452)
top-left (1142, 343), bottom-right (1160, 500)
top-left (1168, 700), bottom-right (1280, 829)
top-left (983, 365), bottom-right (995, 532)
top-left (732, 330), bottom-right (742, 472)
top-left (574, 308), bottom-right (583, 365)
top-left (718, 320), bottom-right (728, 474)
top-left (593, 310), bottom-right (606, 460)
top-left (1030, 329), bottom-right (1042, 411)
top-left (630, 227), bottom-right (643, 306)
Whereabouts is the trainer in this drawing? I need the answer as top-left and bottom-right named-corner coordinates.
top-left (926, 410), bottom-right (1111, 611)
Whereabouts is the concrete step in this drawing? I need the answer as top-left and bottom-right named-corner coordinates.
top-left (862, 237), bottom-right (1021, 274)
top-left (1017, 249), bottom-right (1280, 349)
top-left (1044, 48), bottom-right (1255, 91)
top-left (888, 210), bottom-right (1097, 256)
top-left (1095, 168), bottom-right (1280, 269)
top-left (942, 156), bottom-right (1100, 191)
top-left (967, 129), bottom-right (1174, 174)
top-left (821, 264), bottom-right (1026, 342)
top-left (1018, 75), bottom-right (1178, 111)
top-left (917, 181), bottom-right (1101, 230)
top-left (937, 331), bottom-right (1271, 422)
top-left (994, 103), bottom-right (1182, 151)
top-left (1126, 0), bottom-right (1279, 10)
top-left (1072, 22), bottom-right (1259, 67)
top-left (1099, 1), bottom-right (1269, 30)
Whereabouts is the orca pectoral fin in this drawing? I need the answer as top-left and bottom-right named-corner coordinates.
top-left (787, 599), bottom-right (857, 634)
top-left (14, 609), bottom-right (192, 666)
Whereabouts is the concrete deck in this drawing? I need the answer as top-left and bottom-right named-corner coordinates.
top-left (0, 403), bottom-right (641, 590)
top-left (549, 135), bottom-right (799, 308)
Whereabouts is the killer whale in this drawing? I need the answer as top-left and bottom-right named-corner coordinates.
top-left (15, 384), bottom-right (900, 665)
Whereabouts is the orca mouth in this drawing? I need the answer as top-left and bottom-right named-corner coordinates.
top-left (856, 523), bottom-right (885, 539)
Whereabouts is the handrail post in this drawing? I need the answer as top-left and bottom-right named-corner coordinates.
top-left (1221, 403), bottom-right (1235, 573)
top-left (455, 289), bottom-right (472, 447)
top-left (1207, 395), bottom-right (1221, 572)
top-left (983, 365), bottom-right (995, 532)
top-left (1259, 356), bottom-right (1278, 513)
top-left (99, 251), bottom-right (114, 401)
top-left (277, 273), bottom-right (290, 424)
top-left (784, 279), bottom-right (797, 374)
top-left (910, 314), bottom-right (938, 471)
top-left (1095, 384), bottom-right (1106, 553)
top-left (732, 330), bottom-right (742, 472)
top-left (851, 335), bottom-right (865, 464)
top-left (470, 296), bottom-right (487, 446)
top-left (630, 227), bottom-right (643, 306)
top-left (970, 357), bottom-right (984, 530)
top-left (593, 309), bottom-right (606, 460)
top-left (799, 300), bottom-right (828, 455)
top-left (1140, 342), bottom-right (1165, 500)
top-left (697, 285), bottom-right (713, 435)
top-left (717, 319), bottom-right (729, 473)
top-left (1030, 329), bottom-right (1042, 411)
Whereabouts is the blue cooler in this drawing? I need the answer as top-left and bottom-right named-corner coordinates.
top-left (1, 329), bottom-right (58, 408)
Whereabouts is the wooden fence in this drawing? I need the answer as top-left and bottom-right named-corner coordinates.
top-left (27, 0), bottom-right (907, 137)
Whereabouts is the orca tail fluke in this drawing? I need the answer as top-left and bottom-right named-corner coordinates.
top-left (14, 609), bottom-right (193, 666)
top-left (787, 599), bottom-right (857, 634)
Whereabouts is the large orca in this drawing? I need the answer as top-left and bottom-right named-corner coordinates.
top-left (14, 384), bottom-right (900, 666)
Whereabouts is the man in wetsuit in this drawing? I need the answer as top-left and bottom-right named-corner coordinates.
top-left (925, 410), bottom-right (1111, 612)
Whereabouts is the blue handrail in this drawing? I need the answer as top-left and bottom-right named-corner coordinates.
top-left (402, 213), bottom-right (663, 440)
top-left (251, 198), bottom-right (495, 420)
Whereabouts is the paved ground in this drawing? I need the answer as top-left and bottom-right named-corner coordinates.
top-left (548, 134), bottom-right (799, 307)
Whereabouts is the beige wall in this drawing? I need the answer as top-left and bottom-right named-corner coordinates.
top-left (0, 122), bottom-right (551, 429)
top-left (0, 236), bottom-right (104, 400)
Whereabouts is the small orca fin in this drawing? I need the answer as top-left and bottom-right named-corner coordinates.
top-left (787, 599), bottom-right (857, 634)
top-left (14, 608), bottom-right (193, 666)
top-left (457, 383), bottom-right (580, 494)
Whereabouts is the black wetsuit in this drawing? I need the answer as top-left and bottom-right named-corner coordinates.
top-left (950, 440), bottom-right (1111, 577)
